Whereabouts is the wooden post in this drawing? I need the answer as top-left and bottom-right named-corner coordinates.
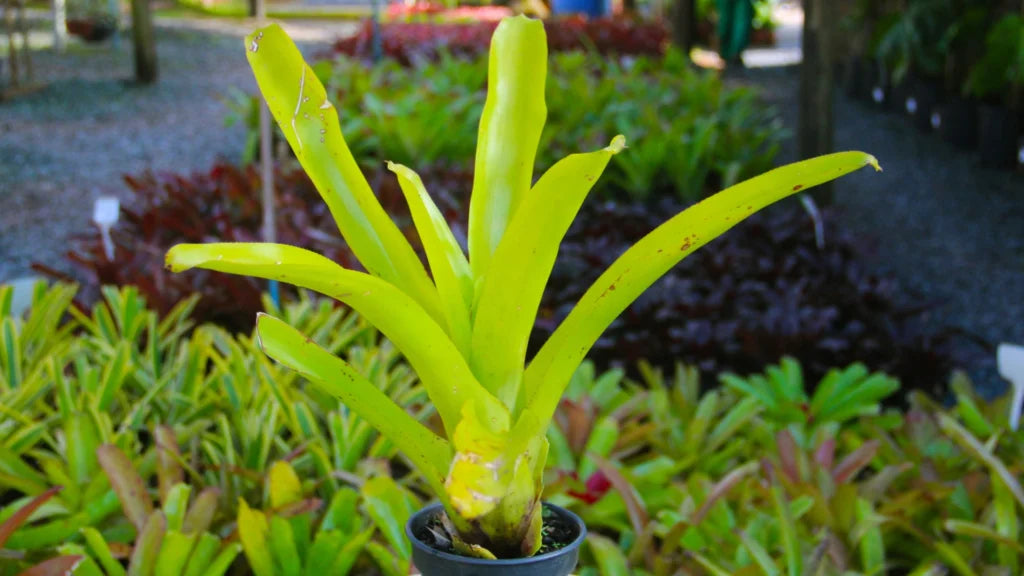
top-left (130, 0), bottom-right (157, 83)
top-left (52, 0), bottom-right (67, 52)
top-left (670, 0), bottom-right (695, 53)
top-left (799, 0), bottom-right (835, 201)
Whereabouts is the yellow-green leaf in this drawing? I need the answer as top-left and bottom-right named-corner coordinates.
top-left (937, 413), bottom-right (1024, 511)
top-left (445, 401), bottom-right (513, 519)
top-left (244, 24), bottom-right (440, 319)
top-left (468, 15), bottom-right (547, 280)
top-left (587, 534), bottom-right (630, 576)
top-left (255, 313), bottom-right (452, 497)
top-left (388, 162), bottom-right (473, 356)
top-left (127, 511), bottom-right (166, 576)
top-left (523, 152), bottom-right (882, 432)
top-left (154, 530), bottom-right (198, 576)
top-left (166, 242), bottom-right (495, 437)
top-left (269, 461), bottom-right (303, 509)
top-left (470, 137), bottom-right (624, 407)
top-left (237, 500), bottom-right (274, 576)
top-left (361, 476), bottom-right (416, 562)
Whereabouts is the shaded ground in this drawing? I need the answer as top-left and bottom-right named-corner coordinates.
top-left (733, 65), bottom-right (1024, 396)
top-left (1, 18), bottom-right (352, 281)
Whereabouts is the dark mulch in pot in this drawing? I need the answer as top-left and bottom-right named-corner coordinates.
top-left (415, 507), bottom-right (578, 558)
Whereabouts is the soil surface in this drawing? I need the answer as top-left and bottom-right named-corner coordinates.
top-left (414, 506), bottom-right (580, 559)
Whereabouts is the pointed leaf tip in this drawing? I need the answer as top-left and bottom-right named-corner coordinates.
top-left (607, 135), bottom-right (626, 154)
top-left (165, 244), bottom-right (204, 273)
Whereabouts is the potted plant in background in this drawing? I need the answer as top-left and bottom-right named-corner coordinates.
top-left (876, 0), bottom-right (952, 129)
top-left (166, 16), bottom-right (879, 575)
top-left (964, 12), bottom-right (1023, 169)
top-left (840, 0), bottom-right (885, 103)
top-left (935, 0), bottom-right (989, 148)
top-left (65, 0), bottom-right (117, 43)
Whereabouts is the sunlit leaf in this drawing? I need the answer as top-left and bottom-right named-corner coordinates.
top-left (523, 152), bottom-right (882, 434)
top-left (468, 15), bottom-right (547, 280)
top-left (244, 23), bottom-right (440, 318)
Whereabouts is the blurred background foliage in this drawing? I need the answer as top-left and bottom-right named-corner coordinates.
top-left (1, 282), bottom-right (1021, 575)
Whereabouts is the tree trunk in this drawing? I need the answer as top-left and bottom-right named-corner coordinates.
top-left (671, 0), bottom-right (696, 52)
top-left (799, 0), bottom-right (835, 201)
top-left (130, 0), bottom-right (157, 83)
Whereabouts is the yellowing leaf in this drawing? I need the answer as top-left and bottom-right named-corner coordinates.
top-left (237, 500), bottom-right (274, 576)
top-left (269, 461), bottom-right (303, 509)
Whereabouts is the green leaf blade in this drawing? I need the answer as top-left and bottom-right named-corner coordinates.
top-left (469, 15), bottom-right (548, 279)
top-left (244, 23), bottom-right (440, 319)
top-left (470, 137), bottom-right (624, 407)
top-left (388, 162), bottom-right (474, 355)
top-left (255, 313), bottom-right (452, 497)
top-left (166, 242), bottom-right (493, 436)
top-left (524, 152), bottom-right (881, 430)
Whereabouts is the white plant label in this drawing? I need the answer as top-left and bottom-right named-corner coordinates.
top-left (997, 343), bottom-right (1024, 431)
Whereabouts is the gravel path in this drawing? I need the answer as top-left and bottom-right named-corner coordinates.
top-left (0, 18), bottom-right (353, 282)
top-left (734, 66), bottom-right (1024, 395)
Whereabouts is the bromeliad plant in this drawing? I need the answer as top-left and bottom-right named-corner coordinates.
top-left (165, 16), bottom-right (880, 559)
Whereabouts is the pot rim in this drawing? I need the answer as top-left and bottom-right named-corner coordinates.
top-left (405, 501), bottom-right (587, 566)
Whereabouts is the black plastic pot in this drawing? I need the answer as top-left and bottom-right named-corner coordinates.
top-left (887, 80), bottom-right (911, 115)
top-left (844, 57), bottom-right (874, 102)
top-left (940, 96), bottom-right (979, 149)
top-left (406, 503), bottom-right (585, 576)
top-left (907, 80), bottom-right (942, 132)
top-left (978, 104), bottom-right (1020, 170)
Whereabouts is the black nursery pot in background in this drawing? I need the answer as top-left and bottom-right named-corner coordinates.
top-left (407, 503), bottom-right (586, 576)
top-left (887, 78), bottom-right (911, 114)
top-left (978, 104), bottom-right (1020, 169)
top-left (845, 57), bottom-right (879, 102)
top-left (940, 96), bottom-right (979, 149)
top-left (907, 79), bottom-right (942, 132)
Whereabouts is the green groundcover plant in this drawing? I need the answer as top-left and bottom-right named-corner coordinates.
top-left (166, 16), bottom-right (879, 559)
top-left (4, 283), bottom-right (1023, 574)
